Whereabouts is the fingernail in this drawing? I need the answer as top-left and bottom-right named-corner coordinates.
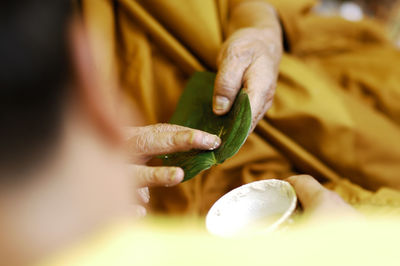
top-left (203, 134), bottom-right (221, 150)
top-left (214, 96), bottom-right (230, 112)
top-left (212, 137), bottom-right (222, 150)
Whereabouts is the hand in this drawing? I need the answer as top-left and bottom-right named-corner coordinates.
top-left (123, 123), bottom-right (221, 216)
top-left (286, 175), bottom-right (361, 222)
top-left (213, 27), bottom-right (282, 131)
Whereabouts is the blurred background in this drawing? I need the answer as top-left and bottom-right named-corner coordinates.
top-left (315, 0), bottom-right (400, 47)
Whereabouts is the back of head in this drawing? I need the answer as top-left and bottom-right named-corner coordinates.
top-left (0, 0), bottom-right (72, 178)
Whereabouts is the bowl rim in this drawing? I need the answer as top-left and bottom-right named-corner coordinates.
top-left (206, 179), bottom-right (298, 237)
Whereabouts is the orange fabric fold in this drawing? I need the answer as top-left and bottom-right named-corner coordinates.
top-left (82, 0), bottom-right (400, 215)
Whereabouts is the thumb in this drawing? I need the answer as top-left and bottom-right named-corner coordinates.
top-left (213, 48), bottom-right (250, 115)
top-left (286, 175), bottom-right (359, 218)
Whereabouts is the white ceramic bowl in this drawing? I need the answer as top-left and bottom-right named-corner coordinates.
top-left (206, 179), bottom-right (297, 237)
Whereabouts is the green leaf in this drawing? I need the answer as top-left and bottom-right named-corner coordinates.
top-left (162, 71), bottom-right (252, 182)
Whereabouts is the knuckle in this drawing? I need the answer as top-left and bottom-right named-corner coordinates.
top-left (172, 131), bottom-right (183, 147)
top-left (165, 134), bottom-right (176, 148)
top-left (216, 83), bottom-right (237, 96)
top-left (149, 168), bottom-right (162, 183)
top-left (226, 44), bottom-right (242, 59)
top-left (226, 42), bottom-right (252, 60)
top-left (174, 130), bottom-right (193, 147)
top-left (215, 76), bottom-right (241, 97)
top-left (134, 135), bottom-right (151, 153)
top-left (188, 130), bottom-right (202, 146)
top-left (154, 167), bottom-right (163, 178)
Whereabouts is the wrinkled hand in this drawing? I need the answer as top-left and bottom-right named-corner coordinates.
top-left (213, 27), bottom-right (282, 131)
top-left (286, 175), bottom-right (360, 222)
top-left (124, 123), bottom-right (221, 216)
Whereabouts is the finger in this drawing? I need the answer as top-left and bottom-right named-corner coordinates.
top-left (213, 45), bottom-right (252, 115)
top-left (286, 175), bottom-right (360, 220)
top-left (286, 175), bottom-right (329, 210)
top-left (126, 124), bottom-right (221, 156)
top-left (130, 165), bottom-right (184, 188)
top-left (137, 187), bottom-right (150, 204)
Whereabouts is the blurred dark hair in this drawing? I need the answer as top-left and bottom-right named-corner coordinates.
top-left (0, 1), bottom-right (72, 176)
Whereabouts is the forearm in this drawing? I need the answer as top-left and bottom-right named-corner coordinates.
top-left (227, 0), bottom-right (281, 37)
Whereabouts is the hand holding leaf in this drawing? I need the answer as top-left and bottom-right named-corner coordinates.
top-left (163, 72), bottom-right (252, 181)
